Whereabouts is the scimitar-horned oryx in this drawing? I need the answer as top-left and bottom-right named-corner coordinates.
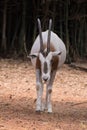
top-left (29, 19), bottom-right (66, 113)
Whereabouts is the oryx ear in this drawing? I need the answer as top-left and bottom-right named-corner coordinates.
top-left (27, 53), bottom-right (39, 59)
top-left (52, 51), bottom-right (62, 56)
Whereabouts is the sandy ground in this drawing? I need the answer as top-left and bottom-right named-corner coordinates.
top-left (0, 59), bottom-right (87, 130)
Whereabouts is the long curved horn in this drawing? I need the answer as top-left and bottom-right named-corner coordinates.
top-left (47, 19), bottom-right (52, 53)
top-left (37, 18), bottom-right (43, 52)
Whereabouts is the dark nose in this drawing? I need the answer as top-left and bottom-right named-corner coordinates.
top-left (43, 78), bottom-right (48, 82)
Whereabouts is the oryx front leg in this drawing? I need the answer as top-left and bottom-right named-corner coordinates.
top-left (46, 86), bottom-right (52, 113)
top-left (46, 71), bottom-right (56, 113)
top-left (36, 82), bottom-right (43, 112)
top-left (36, 69), bottom-right (43, 112)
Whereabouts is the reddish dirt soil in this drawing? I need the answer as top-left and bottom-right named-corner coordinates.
top-left (0, 59), bottom-right (87, 130)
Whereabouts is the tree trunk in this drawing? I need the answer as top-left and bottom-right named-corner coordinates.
top-left (18, 0), bottom-right (27, 56)
top-left (1, 0), bottom-right (7, 53)
top-left (65, 0), bottom-right (70, 63)
top-left (59, 4), bottom-right (63, 39)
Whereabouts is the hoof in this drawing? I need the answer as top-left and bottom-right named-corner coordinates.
top-left (36, 110), bottom-right (41, 114)
top-left (48, 108), bottom-right (52, 113)
top-left (36, 106), bottom-right (41, 114)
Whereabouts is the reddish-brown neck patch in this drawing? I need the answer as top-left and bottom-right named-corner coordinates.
top-left (36, 57), bottom-right (41, 70)
top-left (51, 56), bottom-right (59, 71)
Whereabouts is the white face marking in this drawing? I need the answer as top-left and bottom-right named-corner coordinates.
top-left (32, 51), bottom-right (61, 83)
top-left (39, 52), bottom-right (53, 82)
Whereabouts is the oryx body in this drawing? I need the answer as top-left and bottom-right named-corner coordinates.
top-left (30, 30), bottom-right (66, 68)
top-left (29, 19), bottom-right (66, 113)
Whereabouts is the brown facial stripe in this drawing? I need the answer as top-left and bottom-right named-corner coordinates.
top-left (44, 61), bottom-right (48, 74)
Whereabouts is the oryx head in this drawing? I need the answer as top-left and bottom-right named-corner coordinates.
top-left (29, 19), bottom-right (61, 83)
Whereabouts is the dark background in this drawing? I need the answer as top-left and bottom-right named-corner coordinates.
top-left (0, 0), bottom-right (87, 62)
